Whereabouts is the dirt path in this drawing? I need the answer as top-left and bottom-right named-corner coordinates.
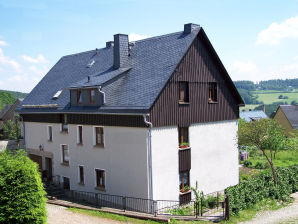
top-left (240, 192), bottom-right (298, 224)
top-left (47, 204), bottom-right (127, 224)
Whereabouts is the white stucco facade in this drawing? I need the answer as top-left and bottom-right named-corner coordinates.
top-left (24, 122), bottom-right (149, 198)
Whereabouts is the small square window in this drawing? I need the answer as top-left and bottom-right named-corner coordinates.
top-left (90, 89), bottom-right (96, 104)
top-left (208, 82), bottom-right (217, 103)
top-left (95, 169), bottom-right (105, 188)
top-left (179, 82), bottom-right (189, 103)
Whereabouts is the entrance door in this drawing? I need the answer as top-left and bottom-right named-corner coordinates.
top-left (45, 157), bottom-right (53, 181)
top-left (63, 177), bottom-right (70, 190)
top-left (29, 154), bottom-right (42, 171)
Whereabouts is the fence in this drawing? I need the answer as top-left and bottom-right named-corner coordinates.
top-left (48, 188), bottom-right (229, 220)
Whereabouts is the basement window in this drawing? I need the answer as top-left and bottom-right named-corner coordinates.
top-left (179, 82), bottom-right (189, 103)
top-left (95, 169), bottom-right (105, 189)
top-left (208, 82), bottom-right (217, 103)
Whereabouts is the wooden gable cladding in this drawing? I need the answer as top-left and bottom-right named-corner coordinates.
top-left (149, 33), bottom-right (239, 127)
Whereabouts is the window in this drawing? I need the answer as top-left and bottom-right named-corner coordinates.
top-left (77, 126), bottom-right (83, 144)
top-left (77, 90), bottom-right (83, 104)
top-left (61, 145), bottom-right (69, 165)
top-left (179, 82), bottom-right (189, 103)
top-left (94, 127), bottom-right (104, 146)
top-left (179, 171), bottom-right (190, 192)
top-left (178, 127), bottom-right (189, 147)
top-left (78, 166), bottom-right (84, 184)
top-left (95, 169), bottom-right (105, 188)
top-left (61, 114), bottom-right (68, 132)
top-left (90, 89), bottom-right (96, 104)
top-left (208, 82), bottom-right (217, 103)
top-left (47, 126), bottom-right (53, 142)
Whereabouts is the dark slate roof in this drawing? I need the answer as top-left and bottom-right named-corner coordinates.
top-left (279, 105), bottom-right (298, 129)
top-left (18, 28), bottom-right (202, 114)
top-left (239, 110), bottom-right (268, 122)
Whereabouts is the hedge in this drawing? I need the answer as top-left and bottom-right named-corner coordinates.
top-left (225, 165), bottom-right (298, 215)
top-left (0, 150), bottom-right (47, 224)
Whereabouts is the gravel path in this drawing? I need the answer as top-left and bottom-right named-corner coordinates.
top-left (47, 204), bottom-right (127, 224)
top-left (240, 192), bottom-right (298, 224)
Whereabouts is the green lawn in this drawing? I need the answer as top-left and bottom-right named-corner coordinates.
top-left (251, 91), bottom-right (298, 104)
top-left (247, 150), bottom-right (298, 168)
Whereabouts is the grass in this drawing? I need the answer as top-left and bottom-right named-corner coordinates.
top-left (251, 91), bottom-right (298, 104)
top-left (219, 198), bottom-right (292, 224)
top-left (247, 150), bottom-right (298, 168)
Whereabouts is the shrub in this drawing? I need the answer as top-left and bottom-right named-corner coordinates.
top-left (225, 165), bottom-right (298, 215)
top-left (243, 160), bottom-right (252, 168)
top-left (255, 161), bottom-right (265, 169)
top-left (206, 195), bottom-right (217, 209)
top-left (0, 150), bottom-right (47, 223)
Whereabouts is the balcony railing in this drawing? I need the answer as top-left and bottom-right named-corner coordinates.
top-left (179, 147), bottom-right (191, 172)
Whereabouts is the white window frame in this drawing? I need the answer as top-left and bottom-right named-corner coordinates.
top-left (60, 144), bottom-right (70, 165)
top-left (47, 125), bottom-right (53, 141)
top-left (76, 125), bottom-right (83, 144)
top-left (94, 168), bottom-right (106, 189)
top-left (93, 126), bottom-right (105, 147)
top-left (78, 165), bottom-right (84, 184)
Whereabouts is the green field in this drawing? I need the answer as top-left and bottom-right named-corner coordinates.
top-left (251, 90), bottom-right (298, 105)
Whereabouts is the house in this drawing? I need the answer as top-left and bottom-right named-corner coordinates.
top-left (273, 105), bottom-right (298, 135)
top-left (240, 110), bottom-right (268, 122)
top-left (17, 23), bottom-right (244, 203)
top-left (0, 99), bottom-right (22, 137)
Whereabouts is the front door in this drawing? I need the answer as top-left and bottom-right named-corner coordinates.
top-left (45, 157), bottom-right (52, 181)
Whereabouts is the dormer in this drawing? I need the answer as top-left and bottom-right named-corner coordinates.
top-left (70, 88), bottom-right (105, 107)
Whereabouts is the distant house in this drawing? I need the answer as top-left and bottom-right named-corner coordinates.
top-left (240, 110), bottom-right (268, 122)
top-left (17, 23), bottom-right (244, 203)
top-left (0, 99), bottom-right (21, 135)
top-left (273, 105), bottom-right (298, 134)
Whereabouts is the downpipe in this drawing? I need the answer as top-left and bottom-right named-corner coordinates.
top-left (143, 114), bottom-right (153, 202)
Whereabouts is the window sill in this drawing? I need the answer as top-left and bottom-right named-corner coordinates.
top-left (78, 182), bottom-right (85, 186)
top-left (93, 145), bottom-right (104, 149)
top-left (208, 101), bottom-right (218, 104)
top-left (179, 146), bottom-right (191, 150)
top-left (48, 140), bottom-right (53, 143)
top-left (60, 130), bottom-right (68, 134)
top-left (178, 101), bottom-right (190, 105)
top-left (180, 190), bottom-right (191, 195)
top-left (95, 186), bottom-right (106, 192)
top-left (77, 143), bottom-right (83, 146)
top-left (60, 162), bottom-right (69, 166)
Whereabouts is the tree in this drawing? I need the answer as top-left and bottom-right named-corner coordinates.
top-left (0, 150), bottom-right (47, 223)
top-left (2, 114), bottom-right (20, 141)
top-left (238, 119), bottom-right (288, 185)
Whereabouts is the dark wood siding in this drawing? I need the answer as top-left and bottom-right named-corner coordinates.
top-left (179, 148), bottom-right (191, 172)
top-left (149, 33), bottom-right (239, 127)
top-left (22, 113), bottom-right (146, 127)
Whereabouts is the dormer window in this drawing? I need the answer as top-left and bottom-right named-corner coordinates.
top-left (77, 90), bottom-right (83, 104)
top-left (90, 89), bottom-right (96, 104)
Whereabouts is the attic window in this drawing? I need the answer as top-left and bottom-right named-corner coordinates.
top-left (52, 90), bottom-right (62, 99)
top-left (208, 82), bottom-right (217, 103)
top-left (87, 59), bottom-right (95, 68)
top-left (77, 90), bottom-right (83, 104)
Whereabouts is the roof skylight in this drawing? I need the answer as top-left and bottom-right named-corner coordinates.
top-left (52, 90), bottom-right (62, 99)
top-left (87, 59), bottom-right (95, 68)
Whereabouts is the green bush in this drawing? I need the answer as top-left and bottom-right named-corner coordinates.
top-left (0, 150), bottom-right (47, 223)
top-left (254, 161), bottom-right (265, 169)
top-left (225, 165), bottom-right (298, 215)
top-left (243, 160), bottom-right (252, 168)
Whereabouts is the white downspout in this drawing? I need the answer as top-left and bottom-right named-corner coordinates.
top-left (143, 114), bottom-right (153, 201)
top-left (98, 86), bottom-right (106, 104)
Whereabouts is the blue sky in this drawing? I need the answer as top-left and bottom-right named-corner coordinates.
top-left (0, 0), bottom-right (298, 92)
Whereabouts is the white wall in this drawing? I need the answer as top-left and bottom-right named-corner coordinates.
top-left (151, 126), bottom-right (179, 201)
top-left (25, 122), bottom-right (149, 198)
top-left (190, 120), bottom-right (239, 194)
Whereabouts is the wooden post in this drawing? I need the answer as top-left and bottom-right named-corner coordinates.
top-left (225, 195), bottom-right (230, 220)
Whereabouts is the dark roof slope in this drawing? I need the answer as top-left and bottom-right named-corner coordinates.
top-left (18, 25), bottom-right (242, 114)
top-left (279, 105), bottom-right (298, 129)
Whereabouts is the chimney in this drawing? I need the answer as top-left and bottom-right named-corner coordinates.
top-left (184, 23), bottom-right (200, 34)
top-left (113, 34), bottom-right (129, 69)
top-left (106, 41), bottom-right (114, 48)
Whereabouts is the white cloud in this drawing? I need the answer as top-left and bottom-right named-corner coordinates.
top-left (129, 33), bottom-right (149, 41)
top-left (0, 48), bottom-right (20, 71)
top-left (0, 40), bottom-right (7, 46)
top-left (21, 54), bottom-right (48, 63)
top-left (256, 16), bottom-right (298, 45)
top-left (230, 60), bottom-right (257, 74)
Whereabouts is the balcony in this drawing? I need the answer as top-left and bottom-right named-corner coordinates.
top-left (179, 147), bottom-right (191, 172)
